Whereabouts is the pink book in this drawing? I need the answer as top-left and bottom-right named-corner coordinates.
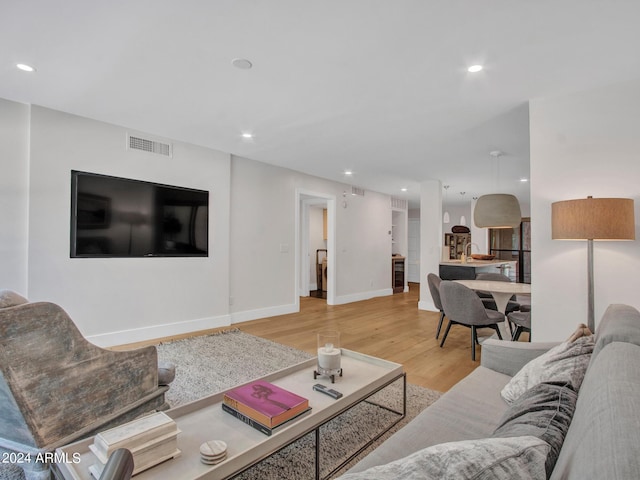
top-left (223, 380), bottom-right (309, 427)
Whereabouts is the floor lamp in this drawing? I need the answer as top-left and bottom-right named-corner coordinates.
top-left (551, 196), bottom-right (635, 332)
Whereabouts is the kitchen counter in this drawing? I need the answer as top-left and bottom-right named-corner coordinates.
top-left (439, 259), bottom-right (516, 280)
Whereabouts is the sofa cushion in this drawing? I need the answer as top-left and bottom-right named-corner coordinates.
top-left (501, 335), bottom-right (594, 404)
top-left (346, 365), bottom-right (512, 473)
top-left (0, 290), bottom-right (28, 309)
top-left (550, 342), bottom-right (640, 480)
top-left (592, 304), bottom-right (640, 361)
top-left (338, 436), bottom-right (550, 480)
top-left (492, 382), bottom-right (578, 477)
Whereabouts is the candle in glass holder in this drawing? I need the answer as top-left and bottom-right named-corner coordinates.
top-left (318, 343), bottom-right (341, 370)
top-left (317, 331), bottom-right (341, 374)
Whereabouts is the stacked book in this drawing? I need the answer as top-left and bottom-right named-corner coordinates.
top-left (222, 380), bottom-right (310, 436)
top-left (88, 412), bottom-right (181, 478)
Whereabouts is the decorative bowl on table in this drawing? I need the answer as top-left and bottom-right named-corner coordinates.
top-left (470, 254), bottom-right (496, 260)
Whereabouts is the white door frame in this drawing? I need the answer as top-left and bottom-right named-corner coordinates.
top-left (296, 189), bottom-right (336, 305)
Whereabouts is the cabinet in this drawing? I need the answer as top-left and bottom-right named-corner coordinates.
top-left (444, 233), bottom-right (471, 260)
top-left (392, 256), bottom-right (405, 294)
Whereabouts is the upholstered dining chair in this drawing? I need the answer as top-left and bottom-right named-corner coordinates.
top-left (507, 310), bottom-right (531, 342)
top-left (474, 272), bottom-right (521, 314)
top-left (427, 273), bottom-right (446, 339)
top-left (439, 280), bottom-right (505, 361)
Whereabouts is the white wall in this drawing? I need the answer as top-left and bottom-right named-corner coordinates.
top-left (229, 156), bottom-right (394, 321)
top-left (0, 98), bottom-right (29, 295)
top-left (442, 204), bottom-right (470, 234)
top-left (27, 106), bottom-right (232, 345)
top-left (1, 100), bottom-right (398, 343)
top-left (469, 199), bottom-right (489, 255)
top-left (418, 180), bottom-right (442, 311)
top-left (530, 78), bottom-right (640, 340)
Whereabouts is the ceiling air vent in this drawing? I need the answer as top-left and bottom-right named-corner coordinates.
top-left (351, 186), bottom-right (365, 197)
top-left (127, 134), bottom-right (172, 157)
top-left (391, 197), bottom-right (408, 210)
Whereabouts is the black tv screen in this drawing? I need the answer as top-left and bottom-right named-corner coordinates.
top-left (71, 171), bottom-right (209, 257)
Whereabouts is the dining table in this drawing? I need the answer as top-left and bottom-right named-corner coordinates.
top-left (454, 279), bottom-right (531, 338)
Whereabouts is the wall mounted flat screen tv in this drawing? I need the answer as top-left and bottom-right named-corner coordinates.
top-left (71, 170), bottom-right (209, 258)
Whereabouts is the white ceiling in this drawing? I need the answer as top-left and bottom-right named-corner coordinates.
top-left (3, 1), bottom-right (640, 210)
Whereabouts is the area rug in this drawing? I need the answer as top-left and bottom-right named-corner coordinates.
top-left (0, 329), bottom-right (441, 480)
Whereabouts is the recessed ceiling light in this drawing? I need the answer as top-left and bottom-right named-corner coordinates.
top-left (401, 188), bottom-right (408, 192)
top-left (16, 63), bottom-right (36, 72)
top-left (344, 170), bottom-right (353, 176)
top-left (232, 58), bottom-right (253, 70)
top-left (467, 64), bottom-right (483, 73)
top-left (520, 178), bottom-right (529, 182)
top-left (241, 132), bottom-right (254, 139)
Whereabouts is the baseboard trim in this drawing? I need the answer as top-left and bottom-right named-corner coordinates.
top-left (332, 288), bottom-right (393, 305)
top-left (230, 303), bottom-right (299, 324)
top-left (87, 314), bottom-right (231, 348)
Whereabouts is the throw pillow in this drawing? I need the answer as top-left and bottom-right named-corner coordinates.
top-left (492, 382), bottom-right (578, 478)
top-left (337, 436), bottom-right (550, 480)
top-left (0, 290), bottom-right (28, 309)
top-left (501, 335), bottom-right (594, 404)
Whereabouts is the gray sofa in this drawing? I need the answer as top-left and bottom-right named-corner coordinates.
top-left (343, 303), bottom-right (640, 479)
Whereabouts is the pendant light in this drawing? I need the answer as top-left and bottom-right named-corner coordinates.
top-left (474, 151), bottom-right (522, 229)
top-left (459, 192), bottom-right (467, 226)
top-left (443, 185), bottom-right (450, 224)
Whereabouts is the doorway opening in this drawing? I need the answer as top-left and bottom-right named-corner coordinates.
top-left (310, 246), bottom-right (327, 299)
top-left (297, 190), bottom-right (336, 305)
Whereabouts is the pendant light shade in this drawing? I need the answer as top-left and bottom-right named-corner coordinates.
top-left (475, 150), bottom-right (522, 229)
top-left (474, 194), bottom-right (522, 229)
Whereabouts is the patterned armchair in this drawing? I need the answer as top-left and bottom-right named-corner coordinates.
top-left (0, 291), bottom-right (170, 480)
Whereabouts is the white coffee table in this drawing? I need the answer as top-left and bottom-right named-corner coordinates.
top-left (53, 350), bottom-right (405, 480)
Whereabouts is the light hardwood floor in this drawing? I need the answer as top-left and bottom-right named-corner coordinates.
top-left (118, 283), bottom-right (495, 392)
top-left (237, 283), bottom-right (482, 392)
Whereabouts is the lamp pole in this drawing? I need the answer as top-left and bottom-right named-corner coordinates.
top-left (587, 238), bottom-right (594, 332)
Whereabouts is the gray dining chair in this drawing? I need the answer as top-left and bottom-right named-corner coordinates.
top-left (507, 310), bottom-right (531, 341)
top-left (474, 272), bottom-right (521, 314)
top-left (427, 273), bottom-right (446, 339)
top-left (439, 280), bottom-right (505, 361)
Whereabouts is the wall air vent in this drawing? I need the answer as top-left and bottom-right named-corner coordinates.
top-left (127, 134), bottom-right (172, 157)
top-left (391, 197), bottom-right (408, 210)
top-left (351, 186), bottom-right (365, 197)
